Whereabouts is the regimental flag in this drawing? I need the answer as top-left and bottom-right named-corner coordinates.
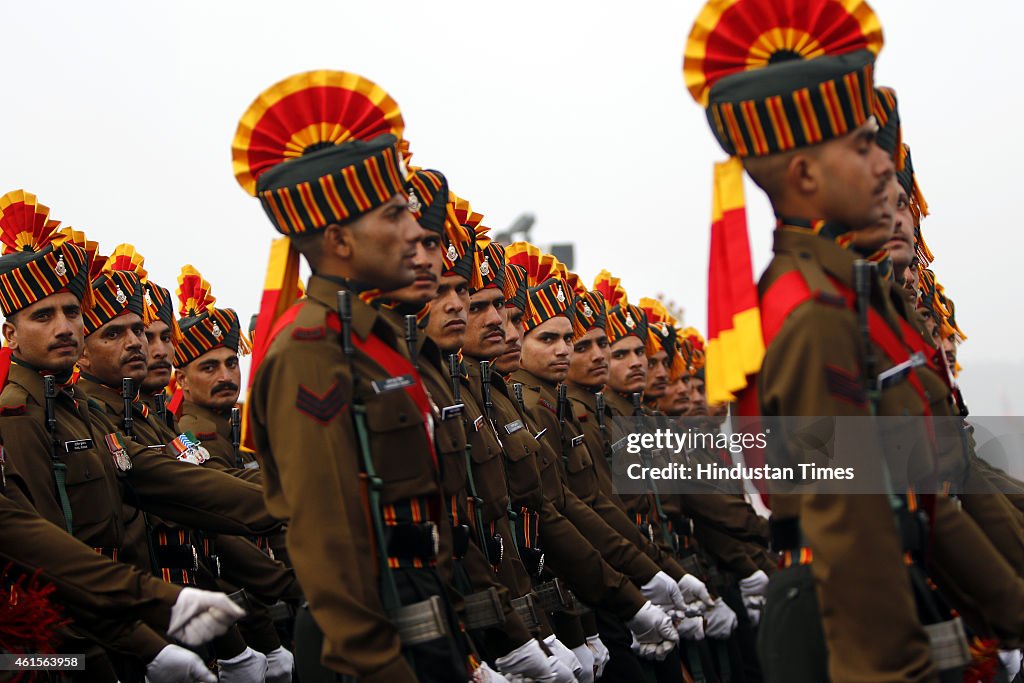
top-left (706, 157), bottom-right (764, 406)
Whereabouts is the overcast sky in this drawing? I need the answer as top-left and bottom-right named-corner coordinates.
top-left (2, 0), bottom-right (1019, 413)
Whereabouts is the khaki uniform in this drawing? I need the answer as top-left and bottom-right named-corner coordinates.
top-left (756, 227), bottom-right (940, 683)
top-left (0, 362), bottom-right (279, 663)
top-left (248, 275), bottom-right (467, 683)
top-left (563, 383), bottom-right (687, 580)
top-left (382, 313), bottom-right (533, 657)
top-left (178, 401), bottom-right (262, 482)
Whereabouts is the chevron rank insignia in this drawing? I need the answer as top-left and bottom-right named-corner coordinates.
top-left (297, 381), bottom-right (347, 424)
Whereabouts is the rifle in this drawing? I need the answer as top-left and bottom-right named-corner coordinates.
top-left (853, 260), bottom-right (879, 415)
top-left (44, 376), bottom-right (73, 534)
top-left (122, 378), bottom-right (135, 438)
top-left (337, 290), bottom-right (447, 645)
top-left (404, 315), bottom-right (419, 369)
top-left (230, 407), bottom-right (242, 469)
top-left (480, 361), bottom-right (495, 424)
top-left (154, 391), bottom-right (167, 426)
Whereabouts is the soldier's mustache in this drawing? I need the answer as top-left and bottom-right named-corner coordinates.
top-left (213, 381), bottom-right (239, 394)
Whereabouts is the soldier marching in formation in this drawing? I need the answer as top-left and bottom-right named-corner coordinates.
top-left (3, 0), bottom-right (1024, 681)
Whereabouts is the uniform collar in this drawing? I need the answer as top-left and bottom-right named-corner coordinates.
top-left (601, 388), bottom-right (636, 417)
top-left (509, 367), bottom-right (557, 402)
top-left (306, 274), bottom-right (394, 345)
top-left (565, 383), bottom-right (599, 414)
top-left (776, 216), bottom-right (890, 260)
top-left (181, 400), bottom-right (231, 438)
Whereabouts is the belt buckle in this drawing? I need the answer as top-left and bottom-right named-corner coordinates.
top-left (388, 595), bottom-right (449, 646)
top-left (462, 588), bottom-right (506, 630)
top-left (510, 594), bottom-right (540, 630)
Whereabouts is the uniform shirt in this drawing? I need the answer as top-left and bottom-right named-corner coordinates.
top-left (248, 275), bottom-right (454, 683)
top-left (178, 401), bottom-right (261, 482)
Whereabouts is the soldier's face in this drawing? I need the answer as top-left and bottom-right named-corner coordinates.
top-left (494, 305), bottom-right (526, 374)
top-left (942, 334), bottom-right (957, 370)
top-left (387, 227), bottom-right (442, 305)
top-left (520, 316), bottom-right (573, 383)
top-left (79, 312), bottom-right (148, 384)
top-left (686, 377), bottom-right (709, 417)
top-left (904, 264), bottom-right (920, 297)
top-left (816, 119), bottom-right (895, 236)
top-left (424, 274), bottom-right (469, 354)
top-left (657, 375), bottom-right (685, 416)
top-left (884, 180), bottom-right (915, 271)
top-left (143, 320), bottom-right (174, 394)
top-left (462, 288), bottom-right (505, 360)
top-left (342, 195), bottom-right (421, 290)
top-left (606, 336), bottom-right (646, 393)
top-left (567, 328), bottom-right (609, 390)
top-left (2, 292), bottom-right (84, 374)
top-left (178, 347), bottom-right (240, 412)
top-left (645, 349), bottom-right (670, 398)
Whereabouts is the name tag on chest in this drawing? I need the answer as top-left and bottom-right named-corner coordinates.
top-left (441, 403), bottom-right (464, 421)
top-left (570, 434), bottom-right (585, 448)
top-left (473, 415), bottom-right (485, 432)
top-left (64, 439), bottom-right (94, 453)
top-left (504, 419), bottom-right (524, 435)
top-left (371, 374), bottom-right (415, 394)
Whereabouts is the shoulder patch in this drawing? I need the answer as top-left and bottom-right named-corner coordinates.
top-left (824, 365), bottom-right (866, 406)
top-left (0, 405), bottom-right (25, 417)
top-left (537, 397), bottom-right (557, 415)
top-left (813, 291), bottom-right (847, 308)
top-left (291, 325), bottom-right (326, 341)
top-left (296, 381), bottom-right (347, 425)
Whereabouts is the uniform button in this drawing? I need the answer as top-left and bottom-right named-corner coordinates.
top-left (787, 586), bottom-right (799, 599)
top-left (84, 469), bottom-right (91, 479)
top-left (398, 413), bottom-right (408, 423)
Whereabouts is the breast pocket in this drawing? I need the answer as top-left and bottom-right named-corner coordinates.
top-left (63, 446), bottom-right (119, 532)
top-left (363, 391), bottom-right (435, 500)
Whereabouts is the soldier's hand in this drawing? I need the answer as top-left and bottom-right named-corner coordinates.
top-left (670, 608), bottom-right (705, 642)
top-left (543, 636), bottom-right (583, 681)
top-left (471, 662), bottom-right (512, 682)
top-left (627, 600), bottom-right (679, 644)
top-left (265, 646), bottom-right (294, 683)
top-left (144, 644), bottom-right (216, 683)
top-left (677, 574), bottom-right (714, 608)
top-left (640, 570), bottom-right (686, 611)
top-left (738, 569), bottom-right (769, 598)
top-left (570, 642), bottom-right (595, 683)
top-left (217, 646), bottom-right (268, 682)
top-left (495, 638), bottom-right (573, 682)
top-left (630, 634), bottom-right (676, 662)
top-left (585, 634), bottom-right (610, 679)
top-left (999, 649), bottom-right (1021, 681)
top-left (742, 594), bottom-right (765, 627)
top-left (167, 587), bottom-right (246, 647)
top-left (703, 598), bottom-right (739, 639)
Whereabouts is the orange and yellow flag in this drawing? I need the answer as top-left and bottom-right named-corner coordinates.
top-left (705, 157), bottom-right (764, 405)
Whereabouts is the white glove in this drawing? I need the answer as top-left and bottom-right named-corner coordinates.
top-left (627, 601), bottom-right (679, 645)
top-left (543, 636), bottom-right (583, 681)
top-left (703, 598), bottom-right (739, 639)
top-left (630, 634), bottom-right (676, 662)
top-left (473, 662), bottom-right (512, 683)
top-left (217, 646), bottom-right (268, 683)
top-left (743, 594), bottom-right (765, 627)
top-left (640, 571), bottom-right (685, 611)
top-left (166, 587), bottom-right (246, 647)
top-left (495, 639), bottom-right (572, 683)
top-left (145, 644), bottom-right (216, 683)
top-left (677, 574), bottom-right (713, 608)
top-left (585, 635), bottom-right (610, 679)
top-left (672, 609), bottom-right (705, 642)
top-left (738, 569), bottom-right (769, 598)
top-left (999, 649), bottom-right (1022, 681)
top-left (571, 643), bottom-right (595, 683)
top-left (264, 646), bottom-right (293, 683)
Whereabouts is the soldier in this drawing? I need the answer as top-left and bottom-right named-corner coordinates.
top-left (0, 489), bottom-right (245, 654)
top-left (235, 70), bottom-right (495, 683)
top-left (0, 192), bottom-right (279, 681)
top-left (173, 266), bottom-right (261, 478)
top-left (385, 169), bottom-right (576, 682)
top-left (680, 1), bottom-right (1005, 679)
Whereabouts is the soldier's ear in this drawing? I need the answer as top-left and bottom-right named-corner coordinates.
top-left (2, 319), bottom-right (17, 351)
top-left (789, 153), bottom-right (819, 196)
top-left (76, 345), bottom-right (93, 372)
top-left (322, 223), bottom-right (355, 260)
